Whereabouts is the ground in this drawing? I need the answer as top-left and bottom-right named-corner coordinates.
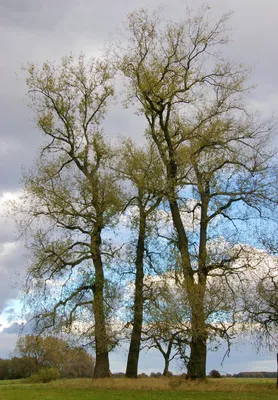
top-left (0, 377), bottom-right (276, 400)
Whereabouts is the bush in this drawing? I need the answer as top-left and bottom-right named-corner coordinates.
top-left (138, 373), bottom-right (148, 378)
top-left (27, 367), bottom-right (60, 383)
top-left (209, 369), bottom-right (221, 378)
top-left (112, 372), bottom-right (125, 378)
top-left (150, 372), bottom-right (162, 378)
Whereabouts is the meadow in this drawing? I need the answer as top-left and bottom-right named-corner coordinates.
top-left (0, 377), bottom-right (276, 400)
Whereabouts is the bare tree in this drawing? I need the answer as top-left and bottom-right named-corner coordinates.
top-left (143, 272), bottom-right (190, 376)
top-left (240, 232), bottom-right (278, 347)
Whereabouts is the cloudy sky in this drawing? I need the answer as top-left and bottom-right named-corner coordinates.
top-left (0, 0), bottom-right (277, 373)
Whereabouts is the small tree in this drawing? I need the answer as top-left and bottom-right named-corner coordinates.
top-left (143, 272), bottom-right (191, 376)
top-left (16, 335), bottom-right (95, 378)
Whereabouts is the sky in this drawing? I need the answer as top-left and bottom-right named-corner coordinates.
top-left (0, 0), bottom-right (277, 374)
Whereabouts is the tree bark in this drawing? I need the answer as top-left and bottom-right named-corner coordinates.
top-left (92, 229), bottom-right (110, 378)
top-left (163, 358), bottom-right (170, 376)
top-left (126, 209), bottom-right (146, 378)
top-left (187, 335), bottom-right (207, 379)
top-left (187, 282), bottom-right (207, 380)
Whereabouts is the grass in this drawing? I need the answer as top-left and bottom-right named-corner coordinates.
top-left (0, 377), bottom-right (276, 400)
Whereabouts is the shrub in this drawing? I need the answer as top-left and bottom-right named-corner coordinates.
top-left (112, 372), bottom-right (125, 378)
top-left (27, 367), bottom-right (60, 383)
top-left (209, 369), bottom-right (221, 378)
top-left (150, 372), bottom-right (162, 378)
top-left (138, 373), bottom-right (148, 378)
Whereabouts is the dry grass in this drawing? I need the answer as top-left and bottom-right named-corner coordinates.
top-left (44, 376), bottom-right (276, 393)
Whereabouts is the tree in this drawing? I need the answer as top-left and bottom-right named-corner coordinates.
top-left (116, 140), bottom-right (164, 378)
top-left (142, 271), bottom-right (190, 376)
top-left (0, 359), bottom-right (10, 380)
top-left (254, 269), bottom-right (278, 340)
top-left (20, 54), bottom-right (123, 378)
top-left (239, 236), bottom-right (278, 347)
top-left (116, 7), bottom-right (277, 378)
top-left (16, 335), bottom-right (95, 378)
top-left (142, 260), bottom-right (239, 376)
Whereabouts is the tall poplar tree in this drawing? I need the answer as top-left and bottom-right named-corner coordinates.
top-left (21, 55), bottom-right (123, 378)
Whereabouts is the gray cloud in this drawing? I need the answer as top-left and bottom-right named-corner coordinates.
top-left (1, 322), bottom-right (23, 335)
top-left (5, 308), bottom-right (15, 315)
top-left (0, 332), bottom-right (18, 358)
top-left (0, 241), bottom-right (25, 313)
top-left (5, 308), bottom-right (15, 316)
top-left (0, 0), bottom-right (68, 33)
top-left (1, 0), bottom-right (277, 197)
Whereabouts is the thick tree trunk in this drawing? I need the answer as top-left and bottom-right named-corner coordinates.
top-left (187, 335), bottom-right (207, 379)
top-left (126, 211), bottom-right (146, 378)
top-left (92, 230), bottom-right (110, 378)
top-left (93, 351), bottom-right (110, 378)
top-left (187, 284), bottom-right (207, 380)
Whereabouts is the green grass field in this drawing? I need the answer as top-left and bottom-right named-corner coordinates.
top-left (0, 377), bottom-right (276, 400)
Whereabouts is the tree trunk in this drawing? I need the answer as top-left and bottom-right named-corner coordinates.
top-left (186, 191), bottom-right (208, 380)
top-left (163, 358), bottom-right (170, 376)
top-left (187, 285), bottom-right (207, 380)
top-left (187, 335), bottom-right (207, 379)
top-left (92, 229), bottom-right (110, 378)
top-left (169, 198), bottom-right (208, 379)
top-left (126, 210), bottom-right (146, 378)
top-left (169, 200), bottom-right (192, 279)
top-left (93, 351), bottom-right (110, 378)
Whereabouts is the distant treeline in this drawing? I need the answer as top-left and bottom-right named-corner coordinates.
top-left (232, 372), bottom-right (276, 378)
top-left (107, 371), bottom-right (277, 379)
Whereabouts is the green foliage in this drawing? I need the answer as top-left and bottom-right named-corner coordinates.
top-left (26, 367), bottom-right (60, 383)
top-left (0, 357), bottom-right (37, 380)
